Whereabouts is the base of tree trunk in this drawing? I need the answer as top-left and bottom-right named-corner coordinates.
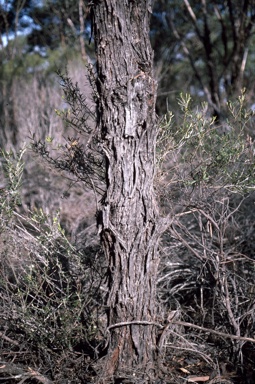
top-left (94, 353), bottom-right (161, 384)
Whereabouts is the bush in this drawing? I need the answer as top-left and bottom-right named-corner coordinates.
top-left (0, 147), bottom-right (106, 383)
top-left (1, 89), bottom-right (255, 383)
top-left (157, 92), bottom-right (255, 381)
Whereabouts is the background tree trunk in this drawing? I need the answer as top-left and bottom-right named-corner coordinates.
top-left (93, 0), bottom-right (160, 380)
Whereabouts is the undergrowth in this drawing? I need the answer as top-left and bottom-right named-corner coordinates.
top-left (1, 91), bottom-right (255, 383)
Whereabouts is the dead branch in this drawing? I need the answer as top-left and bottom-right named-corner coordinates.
top-left (171, 320), bottom-right (255, 344)
top-left (0, 362), bottom-right (53, 384)
top-left (0, 331), bottom-right (20, 346)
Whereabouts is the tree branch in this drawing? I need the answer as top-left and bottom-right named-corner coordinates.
top-left (171, 320), bottom-right (255, 344)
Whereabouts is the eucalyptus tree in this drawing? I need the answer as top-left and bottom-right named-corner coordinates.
top-left (26, 0), bottom-right (90, 58)
top-left (92, 0), bottom-right (161, 380)
top-left (152, 0), bottom-right (255, 118)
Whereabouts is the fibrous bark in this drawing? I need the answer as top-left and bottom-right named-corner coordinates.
top-left (93, 0), bottom-right (160, 380)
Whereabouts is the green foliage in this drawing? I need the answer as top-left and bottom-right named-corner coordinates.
top-left (0, 37), bottom-right (79, 83)
top-left (10, 209), bottom-right (101, 352)
top-left (0, 145), bottom-right (26, 221)
top-left (27, 0), bottom-right (84, 50)
top-left (0, 146), bottom-right (105, 359)
top-left (0, 0), bottom-right (91, 54)
top-left (31, 70), bottom-right (105, 196)
top-left (157, 94), bottom-right (255, 374)
top-left (157, 92), bottom-right (255, 194)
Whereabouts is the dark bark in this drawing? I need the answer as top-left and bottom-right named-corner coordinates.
top-left (226, 0), bottom-right (253, 94)
top-left (93, 0), bottom-right (160, 380)
top-left (165, 0), bottom-right (255, 120)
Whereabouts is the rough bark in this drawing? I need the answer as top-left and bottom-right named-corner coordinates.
top-left (93, 0), bottom-right (160, 380)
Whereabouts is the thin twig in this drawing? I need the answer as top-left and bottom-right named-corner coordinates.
top-left (0, 332), bottom-right (19, 346)
top-left (0, 363), bottom-right (53, 384)
top-left (172, 321), bottom-right (255, 343)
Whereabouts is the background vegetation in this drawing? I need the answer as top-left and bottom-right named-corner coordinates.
top-left (1, 1), bottom-right (255, 383)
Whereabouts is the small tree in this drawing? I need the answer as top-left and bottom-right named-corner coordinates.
top-left (92, 0), bottom-right (160, 380)
top-left (29, 2), bottom-right (255, 383)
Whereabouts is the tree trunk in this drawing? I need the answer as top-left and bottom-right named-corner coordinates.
top-left (93, 0), bottom-right (160, 381)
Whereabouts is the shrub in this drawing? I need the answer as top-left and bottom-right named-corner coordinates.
top-left (0, 147), bottom-right (105, 383)
top-left (157, 93), bottom-right (255, 379)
